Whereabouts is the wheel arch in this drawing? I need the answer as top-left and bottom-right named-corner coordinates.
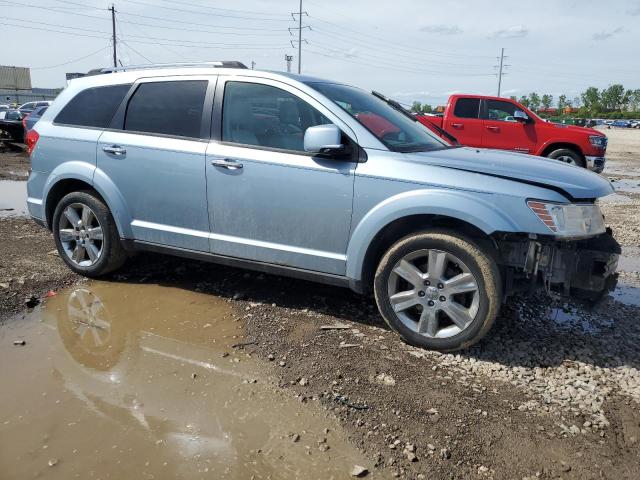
top-left (538, 142), bottom-right (584, 159)
top-left (43, 162), bottom-right (133, 238)
top-left (346, 190), bottom-right (518, 292)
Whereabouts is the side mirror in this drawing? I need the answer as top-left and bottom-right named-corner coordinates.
top-left (304, 124), bottom-right (345, 155)
top-left (513, 110), bottom-right (529, 123)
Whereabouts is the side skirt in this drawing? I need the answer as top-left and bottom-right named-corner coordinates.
top-left (122, 239), bottom-right (356, 290)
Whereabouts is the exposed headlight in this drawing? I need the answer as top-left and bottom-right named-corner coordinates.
top-left (589, 135), bottom-right (607, 148)
top-left (527, 200), bottom-right (605, 237)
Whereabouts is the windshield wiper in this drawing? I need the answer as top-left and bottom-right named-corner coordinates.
top-left (371, 90), bottom-right (459, 146)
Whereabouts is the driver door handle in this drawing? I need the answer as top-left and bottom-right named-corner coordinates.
top-left (451, 123), bottom-right (464, 128)
top-left (211, 158), bottom-right (243, 170)
top-left (102, 145), bottom-right (126, 155)
top-left (486, 125), bottom-right (500, 131)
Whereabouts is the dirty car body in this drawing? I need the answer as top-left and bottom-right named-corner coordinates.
top-left (26, 63), bottom-right (620, 351)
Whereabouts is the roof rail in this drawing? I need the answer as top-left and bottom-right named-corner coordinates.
top-left (87, 61), bottom-right (247, 75)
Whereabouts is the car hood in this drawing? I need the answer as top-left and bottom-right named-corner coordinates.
top-left (542, 122), bottom-right (604, 137)
top-left (408, 147), bottom-right (613, 200)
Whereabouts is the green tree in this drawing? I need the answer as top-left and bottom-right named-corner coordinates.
top-left (600, 84), bottom-right (625, 111)
top-left (541, 94), bottom-right (554, 110)
top-left (557, 94), bottom-right (567, 112)
top-left (528, 92), bottom-right (541, 111)
top-left (411, 101), bottom-right (423, 114)
top-left (518, 95), bottom-right (530, 108)
top-left (581, 87), bottom-right (601, 114)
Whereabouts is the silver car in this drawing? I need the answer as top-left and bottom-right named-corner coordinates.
top-left (26, 62), bottom-right (619, 351)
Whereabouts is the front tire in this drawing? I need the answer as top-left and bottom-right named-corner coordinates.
top-left (547, 148), bottom-right (585, 168)
top-left (374, 230), bottom-right (502, 351)
top-left (52, 191), bottom-right (126, 277)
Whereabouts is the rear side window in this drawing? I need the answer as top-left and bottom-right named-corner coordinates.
top-left (124, 80), bottom-right (207, 138)
top-left (453, 98), bottom-right (480, 119)
top-left (55, 84), bottom-right (131, 128)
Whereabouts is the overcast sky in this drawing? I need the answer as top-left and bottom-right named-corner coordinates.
top-left (2, 0), bottom-right (639, 105)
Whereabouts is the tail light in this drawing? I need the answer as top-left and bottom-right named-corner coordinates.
top-left (25, 129), bottom-right (39, 156)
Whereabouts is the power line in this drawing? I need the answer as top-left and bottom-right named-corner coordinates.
top-left (117, 0), bottom-right (292, 22)
top-left (31, 46), bottom-right (110, 69)
top-left (290, 0), bottom-right (309, 74)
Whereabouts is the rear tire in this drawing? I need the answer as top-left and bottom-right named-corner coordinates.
top-left (547, 148), bottom-right (585, 168)
top-left (52, 191), bottom-right (126, 277)
top-left (373, 230), bottom-right (502, 351)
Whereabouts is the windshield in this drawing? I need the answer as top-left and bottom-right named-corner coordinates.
top-left (308, 82), bottom-right (447, 152)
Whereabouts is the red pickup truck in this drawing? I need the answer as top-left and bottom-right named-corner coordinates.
top-left (416, 95), bottom-right (608, 172)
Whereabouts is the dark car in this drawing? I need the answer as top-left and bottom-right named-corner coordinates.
top-left (18, 101), bottom-right (52, 115)
top-left (610, 119), bottom-right (631, 128)
top-left (0, 109), bottom-right (25, 142)
top-left (24, 105), bottom-right (48, 132)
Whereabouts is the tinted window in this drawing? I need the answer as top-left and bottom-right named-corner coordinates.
top-left (125, 81), bottom-right (207, 138)
top-left (453, 98), bottom-right (480, 119)
top-left (222, 81), bottom-right (331, 152)
top-left (34, 106), bottom-right (48, 116)
top-left (6, 111), bottom-right (22, 120)
top-left (55, 84), bottom-right (131, 128)
top-left (485, 100), bottom-right (519, 122)
top-left (36, 102), bottom-right (50, 107)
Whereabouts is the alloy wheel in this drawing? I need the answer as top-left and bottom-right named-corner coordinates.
top-left (58, 203), bottom-right (104, 267)
top-left (386, 249), bottom-right (480, 339)
top-left (556, 155), bottom-right (577, 165)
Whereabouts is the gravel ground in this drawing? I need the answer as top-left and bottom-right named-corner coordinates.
top-left (1, 128), bottom-right (639, 479)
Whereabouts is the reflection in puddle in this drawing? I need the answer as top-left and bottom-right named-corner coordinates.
top-left (0, 180), bottom-right (28, 217)
top-left (0, 282), bottom-right (370, 479)
top-left (546, 306), bottom-right (610, 334)
top-left (618, 246), bottom-right (640, 273)
top-left (609, 282), bottom-right (640, 307)
top-left (612, 178), bottom-right (640, 194)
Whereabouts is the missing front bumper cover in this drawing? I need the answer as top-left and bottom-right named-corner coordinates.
top-left (498, 229), bottom-right (620, 301)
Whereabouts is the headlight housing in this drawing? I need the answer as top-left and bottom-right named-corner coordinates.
top-left (589, 135), bottom-right (607, 148)
top-left (527, 200), bottom-right (605, 238)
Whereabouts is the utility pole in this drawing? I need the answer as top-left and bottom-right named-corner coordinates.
top-left (285, 54), bottom-right (293, 73)
top-left (109, 4), bottom-right (117, 68)
top-left (290, 1), bottom-right (309, 74)
top-left (251, 61), bottom-right (255, 70)
top-left (495, 47), bottom-right (510, 97)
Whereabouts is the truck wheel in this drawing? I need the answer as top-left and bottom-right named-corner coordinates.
top-left (374, 230), bottom-right (501, 351)
top-left (547, 148), bottom-right (585, 168)
top-left (52, 191), bottom-right (127, 277)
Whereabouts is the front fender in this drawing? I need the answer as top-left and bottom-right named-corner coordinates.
top-left (42, 162), bottom-right (133, 238)
top-left (345, 189), bottom-right (520, 281)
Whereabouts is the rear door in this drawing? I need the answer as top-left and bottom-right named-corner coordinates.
top-left (97, 77), bottom-right (214, 251)
top-left (443, 97), bottom-right (483, 147)
top-left (481, 99), bottom-right (537, 153)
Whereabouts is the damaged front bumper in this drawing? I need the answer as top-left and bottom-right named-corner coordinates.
top-left (497, 228), bottom-right (620, 301)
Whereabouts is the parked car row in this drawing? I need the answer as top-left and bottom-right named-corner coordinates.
top-left (25, 62), bottom-right (620, 352)
top-left (0, 102), bottom-right (49, 143)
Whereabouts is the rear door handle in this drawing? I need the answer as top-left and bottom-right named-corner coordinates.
top-left (451, 123), bottom-right (463, 128)
top-left (210, 158), bottom-right (243, 170)
top-left (486, 125), bottom-right (500, 131)
top-left (102, 145), bottom-right (126, 155)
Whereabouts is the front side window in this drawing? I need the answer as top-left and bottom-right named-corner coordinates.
top-left (309, 82), bottom-right (446, 152)
top-left (124, 80), bottom-right (208, 138)
top-left (453, 98), bottom-right (480, 119)
top-left (222, 81), bottom-right (331, 152)
top-left (55, 84), bottom-right (131, 128)
top-left (485, 100), bottom-right (519, 122)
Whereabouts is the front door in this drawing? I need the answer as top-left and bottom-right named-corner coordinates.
top-left (481, 99), bottom-right (537, 154)
top-left (206, 78), bottom-right (356, 275)
top-left (97, 78), bottom-right (212, 251)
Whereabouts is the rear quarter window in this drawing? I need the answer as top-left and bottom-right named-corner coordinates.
top-left (123, 80), bottom-right (208, 138)
top-left (54, 84), bottom-right (132, 128)
top-left (453, 98), bottom-right (480, 119)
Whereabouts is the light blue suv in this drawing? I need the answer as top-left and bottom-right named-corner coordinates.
top-left (26, 62), bottom-right (620, 351)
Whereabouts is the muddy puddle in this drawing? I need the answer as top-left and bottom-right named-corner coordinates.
top-left (0, 282), bottom-right (371, 480)
top-left (0, 180), bottom-right (28, 217)
top-left (612, 178), bottom-right (640, 194)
